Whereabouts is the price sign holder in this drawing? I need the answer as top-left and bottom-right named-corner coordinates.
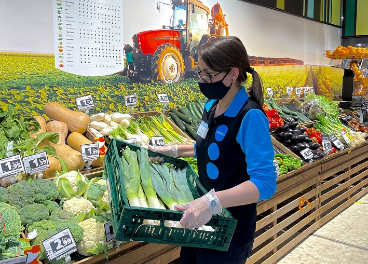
top-left (42, 228), bottom-right (77, 261)
top-left (125, 94), bottom-right (137, 114)
top-left (81, 143), bottom-right (99, 174)
top-left (0, 155), bottom-right (24, 179)
top-left (310, 86), bottom-right (314, 94)
top-left (321, 135), bottom-right (332, 155)
top-left (304, 86), bottom-right (310, 95)
top-left (340, 129), bottom-right (354, 145)
top-left (104, 222), bottom-right (115, 242)
top-left (266, 87), bottom-right (273, 98)
top-left (157, 93), bottom-right (169, 112)
top-left (150, 136), bottom-right (165, 147)
top-left (123, 138), bottom-right (137, 145)
top-left (0, 256), bottom-right (26, 264)
top-left (76, 95), bottom-right (94, 114)
top-left (329, 134), bottom-right (344, 150)
top-left (300, 148), bottom-right (313, 161)
top-left (295, 87), bottom-right (301, 99)
top-left (286, 87), bottom-right (293, 97)
top-left (23, 152), bottom-right (49, 176)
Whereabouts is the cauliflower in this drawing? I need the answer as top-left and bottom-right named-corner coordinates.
top-left (77, 218), bottom-right (113, 256)
top-left (63, 197), bottom-right (95, 215)
top-left (96, 179), bottom-right (109, 206)
top-left (54, 171), bottom-right (87, 193)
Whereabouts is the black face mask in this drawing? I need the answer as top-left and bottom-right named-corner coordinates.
top-left (198, 72), bottom-right (233, 100)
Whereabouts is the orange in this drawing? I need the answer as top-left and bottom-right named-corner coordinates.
top-left (326, 50), bottom-right (334, 58)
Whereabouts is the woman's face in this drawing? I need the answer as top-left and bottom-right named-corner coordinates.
top-left (198, 57), bottom-right (233, 86)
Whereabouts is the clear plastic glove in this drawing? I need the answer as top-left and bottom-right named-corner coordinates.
top-left (174, 189), bottom-right (222, 229)
top-left (148, 145), bottom-right (178, 162)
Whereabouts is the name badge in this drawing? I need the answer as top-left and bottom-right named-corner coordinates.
top-left (197, 121), bottom-right (209, 139)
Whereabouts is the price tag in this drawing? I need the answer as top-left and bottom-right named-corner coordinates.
top-left (341, 130), bottom-right (351, 145)
top-left (295, 87), bottom-right (301, 95)
top-left (304, 87), bottom-right (310, 94)
top-left (42, 228), bottom-right (77, 261)
top-left (151, 136), bottom-right (165, 147)
top-left (104, 222), bottom-right (115, 242)
top-left (300, 148), bottom-right (313, 160)
top-left (125, 94), bottom-right (137, 107)
top-left (273, 159), bottom-right (280, 177)
top-left (0, 155), bottom-right (24, 179)
top-left (76, 95), bottom-right (94, 111)
top-left (321, 135), bottom-right (332, 152)
top-left (310, 86), bottom-right (314, 93)
top-left (23, 152), bottom-right (49, 175)
top-left (329, 134), bottom-right (344, 150)
top-left (81, 143), bottom-right (100, 162)
top-left (266, 87), bottom-right (273, 98)
top-left (286, 87), bottom-right (293, 95)
top-left (0, 256), bottom-right (26, 264)
top-left (123, 138), bottom-right (137, 145)
top-left (157, 93), bottom-right (169, 104)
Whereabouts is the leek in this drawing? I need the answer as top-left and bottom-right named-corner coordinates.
top-left (121, 148), bottom-right (140, 207)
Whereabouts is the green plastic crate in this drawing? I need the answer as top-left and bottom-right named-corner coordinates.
top-left (104, 138), bottom-right (237, 251)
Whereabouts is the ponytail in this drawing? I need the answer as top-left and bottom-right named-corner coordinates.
top-left (248, 68), bottom-right (264, 107)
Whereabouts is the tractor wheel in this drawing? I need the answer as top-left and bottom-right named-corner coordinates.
top-left (151, 44), bottom-right (185, 84)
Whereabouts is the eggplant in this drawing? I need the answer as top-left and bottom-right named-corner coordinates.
top-left (297, 127), bottom-right (307, 133)
top-left (296, 142), bottom-right (305, 149)
top-left (283, 139), bottom-right (292, 146)
top-left (304, 137), bottom-right (312, 143)
top-left (292, 130), bottom-right (303, 135)
top-left (275, 132), bottom-right (288, 140)
top-left (275, 124), bottom-right (289, 133)
top-left (296, 134), bottom-right (309, 142)
top-left (286, 128), bottom-right (294, 133)
top-left (288, 121), bottom-right (299, 129)
top-left (284, 132), bottom-right (293, 139)
top-left (291, 135), bottom-right (299, 144)
top-left (290, 145), bottom-right (300, 153)
top-left (308, 142), bottom-right (320, 150)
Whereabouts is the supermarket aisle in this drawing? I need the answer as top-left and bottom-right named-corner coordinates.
top-left (276, 192), bottom-right (368, 264)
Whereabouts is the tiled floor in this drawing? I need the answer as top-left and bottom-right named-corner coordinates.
top-left (276, 192), bottom-right (368, 264)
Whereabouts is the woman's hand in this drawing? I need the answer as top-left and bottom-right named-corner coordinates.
top-left (175, 189), bottom-right (222, 229)
top-left (148, 145), bottom-right (178, 162)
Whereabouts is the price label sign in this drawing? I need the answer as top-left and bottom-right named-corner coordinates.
top-left (81, 143), bottom-right (100, 162)
top-left (151, 136), bottom-right (165, 147)
top-left (329, 134), bottom-right (344, 150)
top-left (76, 95), bottom-right (94, 111)
top-left (104, 222), bottom-right (115, 242)
top-left (125, 94), bottom-right (137, 107)
top-left (321, 135), bottom-right (332, 152)
top-left (123, 138), bottom-right (137, 145)
top-left (266, 87), bottom-right (273, 98)
top-left (304, 87), bottom-right (310, 94)
top-left (0, 155), bottom-right (24, 179)
top-left (157, 93), bottom-right (169, 104)
top-left (340, 130), bottom-right (353, 145)
top-left (310, 86), bottom-right (314, 93)
top-left (295, 87), bottom-right (301, 95)
top-left (286, 87), bottom-right (293, 95)
top-left (42, 228), bottom-right (77, 261)
top-left (300, 148), bottom-right (313, 160)
top-left (0, 256), bottom-right (26, 264)
top-left (23, 152), bottom-right (49, 175)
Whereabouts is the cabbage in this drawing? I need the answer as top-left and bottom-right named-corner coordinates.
top-left (0, 202), bottom-right (23, 238)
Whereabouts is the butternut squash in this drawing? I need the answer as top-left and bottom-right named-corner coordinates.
top-left (67, 132), bottom-right (104, 168)
top-left (34, 116), bottom-right (47, 131)
top-left (43, 102), bottom-right (90, 134)
top-left (42, 156), bottom-right (62, 179)
top-left (46, 120), bottom-right (68, 144)
top-left (53, 144), bottom-right (85, 171)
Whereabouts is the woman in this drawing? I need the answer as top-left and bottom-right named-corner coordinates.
top-left (150, 36), bottom-right (277, 264)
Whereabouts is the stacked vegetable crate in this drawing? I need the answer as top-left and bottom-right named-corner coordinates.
top-left (104, 138), bottom-right (237, 250)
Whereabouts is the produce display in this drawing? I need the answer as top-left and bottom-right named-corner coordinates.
top-left (274, 153), bottom-right (303, 175)
top-left (264, 98), bottom-right (311, 124)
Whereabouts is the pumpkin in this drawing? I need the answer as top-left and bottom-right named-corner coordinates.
top-left (53, 144), bottom-right (85, 171)
top-left (67, 132), bottom-right (104, 168)
top-left (42, 156), bottom-right (62, 179)
top-left (46, 120), bottom-right (68, 144)
top-left (44, 102), bottom-right (90, 134)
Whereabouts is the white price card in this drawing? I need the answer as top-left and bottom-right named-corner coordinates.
top-left (125, 94), bottom-right (137, 107)
top-left (104, 222), bottom-right (115, 242)
top-left (81, 143), bottom-right (100, 162)
top-left (151, 136), bottom-right (165, 147)
top-left (76, 95), bottom-right (94, 111)
top-left (304, 87), bottom-right (310, 94)
top-left (123, 138), bottom-right (137, 145)
top-left (286, 87), bottom-right (293, 95)
top-left (300, 148), bottom-right (313, 160)
top-left (329, 134), bottom-right (344, 150)
top-left (266, 87), bottom-right (273, 98)
top-left (321, 135), bottom-right (332, 152)
top-left (23, 152), bottom-right (49, 175)
top-left (341, 130), bottom-right (352, 145)
top-left (42, 228), bottom-right (77, 261)
top-left (157, 93), bottom-right (170, 104)
top-left (295, 87), bottom-right (301, 95)
top-left (0, 155), bottom-right (24, 179)
top-left (0, 256), bottom-right (26, 264)
top-left (310, 86), bottom-right (315, 93)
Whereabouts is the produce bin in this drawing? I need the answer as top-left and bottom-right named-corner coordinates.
top-left (104, 138), bottom-right (237, 251)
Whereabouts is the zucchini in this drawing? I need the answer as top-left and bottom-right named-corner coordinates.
top-left (168, 112), bottom-right (186, 131)
top-left (191, 103), bottom-right (202, 119)
top-left (170, 109), bottom-right (193, 123)
top-left (196, 102), bottom-right (204, 115)
top-left (188, 104), bottom-right (200, 119)
top-left (184, 123), bottom-right (197, 139)
top-left (179, 107), bottom-right (194, 118)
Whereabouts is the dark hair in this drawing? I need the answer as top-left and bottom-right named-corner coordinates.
top-left (198, 36), bottom-right (264, 106)
top-left (124, 44), bottom-right (133, 53)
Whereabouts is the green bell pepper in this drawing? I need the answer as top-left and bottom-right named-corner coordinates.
top-left (279, 165), bottom-right (289, 175)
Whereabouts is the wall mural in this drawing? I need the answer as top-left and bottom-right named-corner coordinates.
top-left (0, 0), bottom-right (343, 117)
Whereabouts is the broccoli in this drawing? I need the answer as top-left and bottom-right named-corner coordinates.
top-left (43, 200), bottom-right (61, 214)
top-left (30, 179), bottom-right (59, 203)
top-left (17, 203), bottom-right (49, 227)
top-left (7, 180), bottom-right (35, 207)
top-left (0, 187), bottom-right (8, 203)
top-left (30, 228), bottom-right (59, 260)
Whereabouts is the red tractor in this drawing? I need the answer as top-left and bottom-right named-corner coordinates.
top-left (128, 0), bottom-right (228, 84)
